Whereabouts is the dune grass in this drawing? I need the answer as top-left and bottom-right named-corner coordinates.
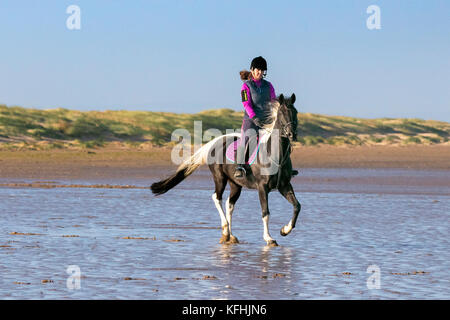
top-left (0, 104), bottom-right (448, 150)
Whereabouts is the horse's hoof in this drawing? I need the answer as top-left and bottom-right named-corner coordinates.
top-left (229, 235), bottom-right (239, 244)
top-left (266, 240), bottom-right (278, 247)
top-left (219, 234), bottom-right (230, 244)
top-left (280, 228), bottom-right (288, 237)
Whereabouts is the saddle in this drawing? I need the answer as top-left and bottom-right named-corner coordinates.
top-left (225, 137), bottom-right (261, 165)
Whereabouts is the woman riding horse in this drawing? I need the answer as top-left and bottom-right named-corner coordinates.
top-left (235, 56), bottom-right (276, 178)
top-left (151, 94), bottom-right (301, 246)
top-left (236, 56), bottom-right (298, 178)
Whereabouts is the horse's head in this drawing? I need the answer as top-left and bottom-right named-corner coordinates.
top-left (277, 93), bottom-right (298, 142)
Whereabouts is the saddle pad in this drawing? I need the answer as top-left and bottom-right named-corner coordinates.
top-left (225, 138), bottom-right (261, 165)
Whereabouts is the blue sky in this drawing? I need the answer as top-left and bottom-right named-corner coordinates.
top-left (0, 0), bottom-right (449, 121)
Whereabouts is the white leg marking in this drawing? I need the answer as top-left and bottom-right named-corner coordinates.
top-left (212, 193), bottom-right (229, 236)
top-left (225, 197), bottom-right (235, 235)
top-left (281, 220), bottom-right (293, 235)
top-left (262, 215), bottom-right (274, 243)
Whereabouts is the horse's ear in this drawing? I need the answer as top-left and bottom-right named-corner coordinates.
top-left (278, 94), bottom-right (285, 104)
top-left (290, 93), bottom-right (296, 104)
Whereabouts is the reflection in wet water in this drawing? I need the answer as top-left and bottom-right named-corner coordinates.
top-left (0, 169), bottom-right (449, 299)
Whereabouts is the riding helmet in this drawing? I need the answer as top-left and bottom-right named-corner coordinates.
top-left (250, 56), bottom-right (267, 71)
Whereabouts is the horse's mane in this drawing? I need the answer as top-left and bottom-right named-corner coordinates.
top-left (259, 100), bottom-right (280, 143)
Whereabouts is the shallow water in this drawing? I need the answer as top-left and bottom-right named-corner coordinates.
top-left (0, 168), bottom-right (449, 299)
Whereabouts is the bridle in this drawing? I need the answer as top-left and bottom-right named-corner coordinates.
top-left (278, 105), bottom-right (297, 140)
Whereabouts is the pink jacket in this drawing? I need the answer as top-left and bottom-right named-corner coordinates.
top-left (241, 79), bottom-right (276, 119)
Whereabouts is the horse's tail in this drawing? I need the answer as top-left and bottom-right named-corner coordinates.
top-left (150, 166), bottom-right (193, 196)
top-left (150, 133), bottom-right (239, 196)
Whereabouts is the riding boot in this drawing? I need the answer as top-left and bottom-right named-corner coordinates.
top-left (234, 137), bottom-right (250, 178)
top-left (233, 143), bottom-right (246, 178)
top-left (234, 122), bottom-right (257, 179)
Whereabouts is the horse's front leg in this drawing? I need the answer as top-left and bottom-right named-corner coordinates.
top-left (258, 185), bottom-right (278, 246)
top-left (278, 182), bottom-right (301, 236)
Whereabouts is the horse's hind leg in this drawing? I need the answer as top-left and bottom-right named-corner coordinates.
top-left (211, 169), bottom-right (230, 243)
top-left (225, 180), bottom-right (242, 244)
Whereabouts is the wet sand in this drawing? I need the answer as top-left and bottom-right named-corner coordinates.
top-left (0, 171), bottom-right (449, 299)
top-left (1, 145), bottom-right (449, 299)
top-left (0, 145), bottom-right (449, 182)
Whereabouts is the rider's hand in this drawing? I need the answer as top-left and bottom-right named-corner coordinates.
top-left (252, 117), bottom-right (264, 128)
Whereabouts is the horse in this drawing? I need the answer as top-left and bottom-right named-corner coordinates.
top-left (151, 94), bottom-right (301, 246)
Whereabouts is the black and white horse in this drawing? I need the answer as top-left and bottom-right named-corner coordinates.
top-left (151, 94), bottom-right (301, 246)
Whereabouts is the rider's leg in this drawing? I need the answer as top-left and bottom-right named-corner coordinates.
top-left (234, 119), bottom-right (257, 178)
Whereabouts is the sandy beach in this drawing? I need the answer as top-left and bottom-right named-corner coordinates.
top-left (0, 145), bottom-right (449, 181)
top-left (1, 160), bottom-right (449, 299)
top-left (1, 145), bottom-right (449, 299)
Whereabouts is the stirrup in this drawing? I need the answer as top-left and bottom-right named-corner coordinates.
top-left (234, 166), bottom-right (246, 178)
